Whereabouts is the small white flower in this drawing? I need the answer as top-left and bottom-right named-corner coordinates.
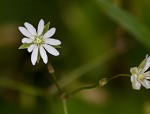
top-left (130, 55), bottom-right (150, 90)
top-left (18, 19), bottom-right (61, 65)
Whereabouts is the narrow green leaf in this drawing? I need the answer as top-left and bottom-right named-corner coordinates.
top-left (43, 22), bottom-right (50, 35)
top-left (96, 0), bottom-right (150, 49)
top-left (19, 43), bottom-right (31, 49)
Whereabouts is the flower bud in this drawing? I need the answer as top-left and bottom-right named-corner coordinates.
top-left (99, 78), bottom-right (108, 86)
top-left (47, 64), bottom-right (55, 74)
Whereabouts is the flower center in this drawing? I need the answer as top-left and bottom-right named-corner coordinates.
top-left (138, 74), bottom-right (145, 80)
top-left (34, 37), bottom-right (43, 45)
top-left (36, 38), bottom-right (42, 44)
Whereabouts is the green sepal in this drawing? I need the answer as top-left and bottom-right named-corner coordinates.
top-left (138, 57), bottom-right (147, 69)
top-left (19, 43), bottom-right (31, 49)
top-left (42, 22), bottom-right (50, 35)
top-left (53, 45), bottom-right (62, 48)
top-left (37, 52), bottom-right (41, 63)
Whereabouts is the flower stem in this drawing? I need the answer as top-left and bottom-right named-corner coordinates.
top-left (47, 64), bottom-right (62, 94)
top-left (99, 74), bottom-right (130, 86)
top-left (70, 84), bottom-right (99, 96)
top-left (47, 64), bottom-right (68, 114)
top-left (51, 73), bottom-right (62, 94)
top-left (108, 74), bottom-right (130, 81)
top-left (51, 73), bottom-right (69, 114)
top-left (70, 74), bottom-right (130, 96)
top-left (62, 99), bottom-right (68, 114)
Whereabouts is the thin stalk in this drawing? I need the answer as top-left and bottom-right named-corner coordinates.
top-left (108, 74), bottom-right (130, 81)
top-left (70, 84), bottom-right (99, 96)
top-left (48, 64), bottom-right (69, 114)
top-left (62, 99), bottom-right (68, 114)
top-left (51, 73), bottom-right (62, 94)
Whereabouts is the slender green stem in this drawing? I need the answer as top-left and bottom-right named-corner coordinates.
top-left (108, 74), bottom-right (130, 81)
top-left (70, 74), bottom-right (130, 95)
top-left (62, 99), bottom-right (68, 114)
top-left (99, 74), bottom-right (130, 86)
top-left (51, 73), bottom-right (62, 94)
top-left (48, 64), bottom-right (68, 114)
top-left (51, 74), bottom-right (69, 114)
top-left (70, 84), bottom-right (99, 95)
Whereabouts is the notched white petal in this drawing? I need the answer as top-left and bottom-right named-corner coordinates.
top-left (40, 46), bottom-right (48, 64)
top-left (31, 46), bottom-right (38, 65)
top-left (145, 56), bottom-right (150, 70)
top-left (145, 71), bottom-right (150, 77)
top-left (44, 38), bottom-right (61, 45)
top-left (22, 38), bottom-right (33, 43)
top-left (43, 28), bottom-right (56, 38)
top-left (18, 27), bottom-right (32, 37)
top-left (131, 75), bottom-right (135, 83)
top-left (141, 80), bottom-right (150, 89)
top-left (28, 44), bottom-right (35, 52)
top-left (131, 75), bottom-right (141, 90)
top-left (37, 19), bottom-right (44, 36)
top-left (130, 67), bottom-right (138, 75)
top-left (134, 81), bottom-right (141, 90)
top-left (139, 55), bottom-right (150, 72)
top-left (43, 44), bottom-right (59, 56)
top-left (24, 22), bottom-right (36, 35)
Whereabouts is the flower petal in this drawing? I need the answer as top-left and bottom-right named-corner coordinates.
top-left (139, 55), bottom-right (150, 72)
top-left (146, 77), bottom-right (150, 79)
top-left (37, 19), bottom-right (44, 36)
top-left (44, 38), bottom-right (61, 45)
top-left (130, 67), bottom-right (138, 75)
top-left (18, 27), bottom-right (32, 37)
top-left (22, 38), bottom-right (33, 43)
top-left (40, 45), bottom-right (48, 64)
top-left (31, 46), bottom-right (38, 65)
top-left (24, 22), bottom-right (36, 35)
top-left (28, 44), bottom-right (36, 52)
top-left (43, 44), bottom-right (59, 56)
top-left (141, 80), bottom-right (150, 89)
top-left (144, 56), bottom-right (150, 71)
top-left (43, 28), bottom-right (56, 38)
top-left (144, 71), bottom-right (150, 77)
top-left (131, 75), bottom-right (141, 90)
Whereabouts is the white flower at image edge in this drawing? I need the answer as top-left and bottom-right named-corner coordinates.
top-left (130, 55), bottom-right (150, 90)
top-left (18, 19), bottom-right (61, 65)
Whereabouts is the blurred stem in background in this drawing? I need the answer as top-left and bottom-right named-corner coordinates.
top-left (0, 77), bottom-right (44, 97)
top-left (95, 0), bottom-right (150, 49)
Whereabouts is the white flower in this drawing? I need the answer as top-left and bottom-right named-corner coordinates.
top-left (130, 55), bottom-right (150, 90)
top-left (18, 19), bottom-right (61, 65)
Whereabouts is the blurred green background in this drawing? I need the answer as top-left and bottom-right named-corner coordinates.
top-left (0, 0), bottom-right (150, 114)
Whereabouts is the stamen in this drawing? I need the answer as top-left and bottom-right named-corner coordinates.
top-left (34, 37), bottom-right (43, 45)
top-left (138, 74), bottom-right (145, 80)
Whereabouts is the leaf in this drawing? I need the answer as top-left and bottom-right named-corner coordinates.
top-left (42, 22), bottom-right (50, 35)
top-left (96, 0), bottom-right (150, 49)
top-left (19, 43), bottom-right (31, 49)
